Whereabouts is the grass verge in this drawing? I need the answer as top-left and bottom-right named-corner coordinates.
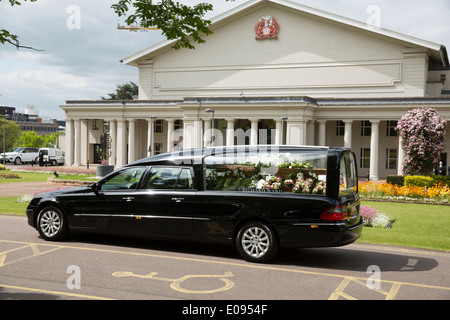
top-left (360, 201), bottom-right (450, 252)
top-left (0, 197), bottom-right (31, 216)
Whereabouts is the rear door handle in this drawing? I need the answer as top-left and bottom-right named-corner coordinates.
top-left (171, 197), bottom-right (184, 203)
top-left (123, 196), bottom-right (135, 202)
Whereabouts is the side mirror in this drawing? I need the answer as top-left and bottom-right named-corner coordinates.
top-left (91, 182), bottom-right (99, 195)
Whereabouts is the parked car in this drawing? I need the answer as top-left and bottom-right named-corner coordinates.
top-left (1, 147), bottom-right (39, 165)
top-left (26, 145), bottom-right (363, 262)
top-left (39, 148), bottom-right (65, 166)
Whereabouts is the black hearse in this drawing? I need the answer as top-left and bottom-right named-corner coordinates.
top-left (26, 146), bottom-right (363, 262)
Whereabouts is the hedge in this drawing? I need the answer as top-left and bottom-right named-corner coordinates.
top-left (387, 175), bottom-right (450, 188)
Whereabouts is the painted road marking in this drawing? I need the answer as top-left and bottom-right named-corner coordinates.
top-left (0, 240), bottom-right (449, 300)
top-left (112, 271), bottom-right (235, 294)
top-left (0, 242), bottom-right (63, 267)
top-left (329, 276), bottom-right (402, 300)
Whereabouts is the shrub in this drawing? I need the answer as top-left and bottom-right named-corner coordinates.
top-left (405, 176), bottom-right (434, 188)
top-left (397, 107), bottom-right (447, 175)
top-left (0, 164), bottom-right (5, 170)
top-left (386, 175), bottom-right (404, 186)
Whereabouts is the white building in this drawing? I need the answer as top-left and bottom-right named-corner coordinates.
top-left (61, 0), bottom-right (450, 179)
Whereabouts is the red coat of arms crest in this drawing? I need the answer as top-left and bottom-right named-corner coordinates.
top-left (255, 15), bottom-right (280, 40)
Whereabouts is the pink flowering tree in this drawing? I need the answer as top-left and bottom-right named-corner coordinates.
top-left (396, 107), bottom-right (447, 176)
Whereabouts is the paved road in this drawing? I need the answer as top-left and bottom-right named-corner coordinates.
top-left (0, 215), bottom-right (449, 304)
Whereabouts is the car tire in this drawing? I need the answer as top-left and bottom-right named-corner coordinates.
top-left (36, 206), bottom-right (69, 241)
top-left (236, 221), bottom-right (279, 263)
top-left (14, 157), bottom-right (21, 165)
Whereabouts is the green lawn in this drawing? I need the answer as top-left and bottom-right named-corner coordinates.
top-left (0, 196), bottom-right (31, 216)
top-left (360, 201), bottom-right (450, 252)
top-left (0, 171), bottom-right (53, 183)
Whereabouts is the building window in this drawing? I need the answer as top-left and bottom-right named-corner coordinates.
top-left (154, 142), bottom-right (163, 155)
top-left (93, 119), bottom-right (99, 131)
top-left (154, 120), bottom-right (163, 133)
top-left (360, 148), bottom-right (370, 169)
top-left (386, 121), bottom-right (398, 137)
top-left (361, 121), bottom-right (371, 136)
top-left (336, 121), bottom-right (345, 136)
top-left (175, 120), bottom-right (182, 130)
top-left (386, 148), bottom-right (398, 170)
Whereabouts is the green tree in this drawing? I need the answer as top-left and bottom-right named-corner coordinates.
top-left (17, 131), bottom-right (44, 148)
top-left (17, 131), bottom-right (60, 148)
top-left (102, 81), bottom-right (139, 100)
top-left (43, 132), bottom-right (60, 148)
top-left (0, 119), bottom-right (21, 151)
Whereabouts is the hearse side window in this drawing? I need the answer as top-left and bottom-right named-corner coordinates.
top-left (339, 152), bottom-right (358, 196)
top-left (100, 167), bottom-right (146, 190)
top-left (204, 150), bottom-right (327, 195)
top-left (145, 167), bottom-right (195, 190)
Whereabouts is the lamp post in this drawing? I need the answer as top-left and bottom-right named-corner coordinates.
top-left (205, 109), bottom-right (215, 146)
top-left (148, 115), bottom-right (157, 156)
top-left (281, 117), bottom-right (288, 145)
top-left (3, 110), bottom-right (6, 165)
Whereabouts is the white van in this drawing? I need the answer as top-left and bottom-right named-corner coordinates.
top-left (39, 148), bottom-right (65, 166)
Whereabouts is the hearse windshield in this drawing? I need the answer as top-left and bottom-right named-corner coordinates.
top-left (204, 149), bottom-right (328, 195)
top-left (339, 151), bottom-right (358, 196)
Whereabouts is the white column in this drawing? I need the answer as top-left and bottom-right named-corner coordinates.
top-left (147, 118), bottom-right (153, 156)
top-left (318, 120), bottom-right (326, 146)
top-left (250, 119), bottom-right (259, 146)
top-left (128, 119), bottom-right (136, 163)
top-left (65, 118), bottom-right (74, 166)
top-left (286, 120), bottom-right (306, 145)
top-left (226, 119), bottom-right (235, 146)
top-left (73, 119), bottom-right (81, 166)
top-left (203, 119), bottom-right (211, 147)
top-left (307, 121), bottom-right (315, 145)
top-left (370, 120), bottom-right (380, 181)
top-left (398, 135), bottom-right (405, 176)
top-left (81, 119), bottom-right (88, 165)
top-left (116, 119), bottom-right (127, 168)
top-left (275, 120), bottom-right (282, 145)
top-left (344, 120), bottom-right (353, 148)
top-left (194, 120), bottom-right (203, 148)
top-left (167, 119), bottom-right (175, 152)
top-left (109, 120), bottom-right (117, 166)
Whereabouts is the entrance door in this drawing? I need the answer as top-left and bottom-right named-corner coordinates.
top-left (93, 144), bottom-right (101, 164)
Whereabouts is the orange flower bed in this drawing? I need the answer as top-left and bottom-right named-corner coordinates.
top-left (358, 181), bottom-right (450, 202)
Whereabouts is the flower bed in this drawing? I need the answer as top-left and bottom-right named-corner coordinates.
top-left (359, 181), bottom-right (450, 203)
top-left (360, 206), bottom-right (394, 229)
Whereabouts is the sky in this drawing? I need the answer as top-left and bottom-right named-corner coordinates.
top-left (1, 0), bottom-right (450, 121)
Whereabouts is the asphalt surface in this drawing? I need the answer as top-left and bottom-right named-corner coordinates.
top-left (0, 214), bottom-right (449, 302)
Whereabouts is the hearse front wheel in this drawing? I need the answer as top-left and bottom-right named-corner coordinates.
top-left (236, 221), bottom-right (279, 263)
top-left (37, 206), bottom-right (69, 241)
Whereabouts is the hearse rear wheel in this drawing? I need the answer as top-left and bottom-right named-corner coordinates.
top-left (236, 221), bottom-right (279, 263)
